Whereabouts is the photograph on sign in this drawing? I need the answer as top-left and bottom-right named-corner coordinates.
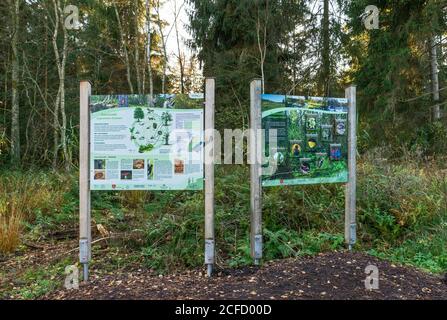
top-left (262, 94), bottom-right (348, 186)
top-left (89, 94), bottom-right (204, 190)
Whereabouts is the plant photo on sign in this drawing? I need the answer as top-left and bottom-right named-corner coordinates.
top-left (262, 94), bottom-right (349, 186)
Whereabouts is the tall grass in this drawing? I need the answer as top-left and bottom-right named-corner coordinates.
top-left (139, 155), bottom-right (447, 272)
top-left (0, 171), bottom-right (72, 254)
top-left (1, 153), bottom-right (446, 273)
top-left (0, 198), bottom-right (22, 253)
top-left (358, 148), bottom-right (447, 243)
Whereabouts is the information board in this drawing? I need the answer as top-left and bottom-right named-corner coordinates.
top-left (90, 94), bottom-right (204, 190)
top-left (262, 94), bottom-right (348, 186)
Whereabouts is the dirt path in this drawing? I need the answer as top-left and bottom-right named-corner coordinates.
top-left (46, 252), bottom-right (447, 300)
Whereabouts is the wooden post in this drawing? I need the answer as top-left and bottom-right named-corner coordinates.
top-left (250, 79), bottom-right (263, 264)
top-left (204, 78), bottom-right (215, 276)
top-left (345, 85), bottom-right (357, 250)
top-left (79, 81), bottom-right (91, 281)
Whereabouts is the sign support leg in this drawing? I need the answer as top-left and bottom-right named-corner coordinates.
top-left (204, 78), bottom-right (215, 276)
top-left (250, 79), bottom-right (263, 265)
top-left (79, 81), bottom-right (92, 281)
top-left (345, 85), bottom-right (357, 250)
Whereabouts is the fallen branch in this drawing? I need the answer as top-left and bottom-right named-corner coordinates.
top-left (54, 231), bottom-right (141, 261)
top-left (23, 241), bottom-right (47, 250)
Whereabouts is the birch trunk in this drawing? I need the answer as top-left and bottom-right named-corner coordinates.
top-left (321, 0), bottom-right (330, 96)
top-left (44, 12), bottom-right (49, 162)
top-left (430, 36), bottom-right (441, 121)
top-left (59, 0), bottom-right (69, 170)
top-left (173, 0), bottom-right (185, 93)
top-left (155, 0), bottom-right (168, 94)
top-left (160, 35), bottom-right (167, 94)
top-left (51, 0), bottom-right (60, 168)
top-left (114, 3), bottom-right (134, 94)
top-left (256, 1), bottom-right (268, 94)
top-left (134, 1), bottom-right (142, 94)
top-left (146, 0), bottom-right (153, 97)
top-left (51, 0), bottom-right (70, 170)
top-left (10, 0), bottom-right (20, 164)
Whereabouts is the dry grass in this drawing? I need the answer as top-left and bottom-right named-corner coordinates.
top-left (0, 172), bottom-right (68, 253)
top-left (1, 172), bottom-right (67, 215)
top-left (120, 190), bottom-right (151, 209)
top-left (0, 198), bottom-right (22, 253)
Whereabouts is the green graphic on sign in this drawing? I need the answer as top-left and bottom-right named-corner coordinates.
top-left (262, 94), bottom-right (349, 187)
top-left (90, 94), bottom-right (204, 191)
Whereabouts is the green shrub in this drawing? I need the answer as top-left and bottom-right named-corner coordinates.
top-left (411, 121), bottom-right (447, 156)
top-left (2, 152), bottom-right (446, 274)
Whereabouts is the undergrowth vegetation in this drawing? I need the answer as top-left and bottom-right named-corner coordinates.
top-left (1, 151), bottom-right (446, 276)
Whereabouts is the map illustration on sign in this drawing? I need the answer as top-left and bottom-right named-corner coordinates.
top-left (262, 94), bottom-right (349, 187)
top-left (90, 94), bottom-right (204, 190)
top-left (130, 107), bottom-right (173, 153)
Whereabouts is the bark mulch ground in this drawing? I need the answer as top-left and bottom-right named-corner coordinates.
top-left (45, 251), bottom-right (447, 300)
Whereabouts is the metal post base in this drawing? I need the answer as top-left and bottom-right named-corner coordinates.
top-left (83, 263), bottom-right (89, 282)
top-left (206, 264), bottom-right (213, 277)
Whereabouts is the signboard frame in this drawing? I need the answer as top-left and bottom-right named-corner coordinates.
top-left (79, 79), bottom-right (216, 281)
top-left (88, 94), bottom-right (205, 191)
top-left (249, 79), bottom-right (357, 264)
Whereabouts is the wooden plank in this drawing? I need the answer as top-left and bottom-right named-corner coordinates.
top-left (204, 78), bottom-right (215, 274)
top-left (250, 79), bottom-right (262, 263)
top-left (345, 85), bottom-right (357, 249)
top-left (79, 81), bottom-right (91, 268)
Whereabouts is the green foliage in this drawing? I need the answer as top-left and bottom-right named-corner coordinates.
top-left (357, 161), bottom-right (445, 243)
top-left (344, 0), bottom-right (447, 152)
top-left (142, 192), bottom-right (204, 271)
top-left (411, 122), bottom-right (447, 156)
top-left (368, 223), bottom-right (447, 274)
top-left (4, 259), bottom-right (71, 299)
top-left (263, 229), bottom-right (344, 260)
top-left (2, 154), bottom-right (447, 277)
top-left (135, 158), bottom-right (446, 273)
top-left (188, 0), bottom-right (306, 130)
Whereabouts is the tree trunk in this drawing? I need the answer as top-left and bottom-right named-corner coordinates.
top-left (52, 0), bottom-right (70, 171)
top-left (134, 1), bottom-right (142, 94)
top-left (3, 60), bottom-right (7, 126)
top-left (430, 36), bottom-right (441, 121)
top-left (44, 12), bottom-right (49, 162)
top-left (52, 88), bottom-right (60, 169)
top-left (321, 0), bottom-right (330, 96)
top-left (155, 0), bottom-right (168, 94)
top-left (51, 0), bottom-right (69, 170)
top-left (173, 0), bottom-right (185, 93)
top-left (10, 0), bottom-right (20, 164)
top-left (60, 3), bottom-right (69, 171)
top-left (114, 3), bottom-right (134, 94)
top-left (146, 0), bottom-right (153, 97)
top-left (161, 37), bottom-right (168, 94)
top-left (256, 1), bottom-right (268, 94)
